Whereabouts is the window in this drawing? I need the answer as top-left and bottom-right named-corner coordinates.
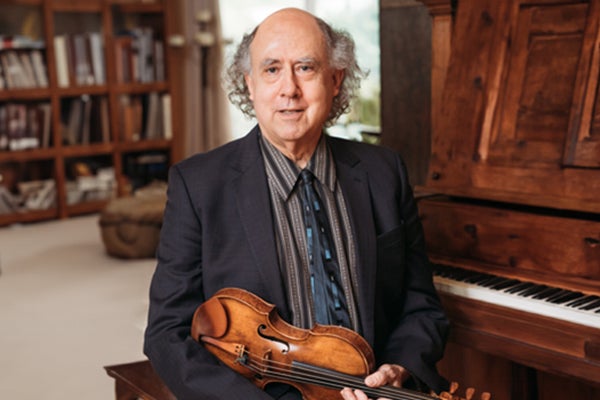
top-left (220, 0), bottom-right (380, 143)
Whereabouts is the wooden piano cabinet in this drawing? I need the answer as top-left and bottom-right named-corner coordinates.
top-left (438, 340), bottom-right (600, 400)
top-left (418, 1), bottom-right (600, 397)
top-left (419, 197), bottom-right (600, 292)
top-left (437, 293), bottom-right (600, 400)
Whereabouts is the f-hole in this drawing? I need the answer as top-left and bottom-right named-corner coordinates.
top-left (257, 324), bottom-right (290, 354)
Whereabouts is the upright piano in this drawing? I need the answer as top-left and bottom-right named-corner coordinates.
top-left (418, 0), bottom-right (600, 398)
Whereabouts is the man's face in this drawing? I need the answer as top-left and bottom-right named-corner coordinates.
top-left (244, 10), bottom-right (344, 151)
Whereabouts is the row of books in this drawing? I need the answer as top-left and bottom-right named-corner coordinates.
top-left (119, 92), bottom-right (172, 142)
top-left (54, 32), bottom-right (105, 87)
top-left (0, 49), bottom-right (48, 89)
top-left (1, 29), bottom-right (166, 90)
top-left (0, 102), bottom-right (52, 151)
top-left (114, 27), bottom-right (165, 83)
top-left (60, 95), bottom-right (110, 146)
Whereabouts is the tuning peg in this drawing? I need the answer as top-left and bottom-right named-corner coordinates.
top-left (465, 387), bottom-right (475, 400)
top-left (449, 382), bottom-right (459, 394)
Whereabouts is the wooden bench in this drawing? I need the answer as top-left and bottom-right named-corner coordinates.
top-left (104, 360), bottom-right (175, 400)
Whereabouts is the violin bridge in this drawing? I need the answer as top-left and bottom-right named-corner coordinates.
top-left (259, 349), bottom-right (273, 373)
top-left (234, 344), bottom-right (248, 365)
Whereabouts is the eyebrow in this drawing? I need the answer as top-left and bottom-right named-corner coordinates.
top-left (258, 57), bottom-right (320, 69)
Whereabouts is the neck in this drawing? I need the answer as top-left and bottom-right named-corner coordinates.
top-left (261, 131), bottom-right (322, 169)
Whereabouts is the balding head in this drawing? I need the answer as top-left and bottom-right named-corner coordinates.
top-left (223, 8), bottom-right (365, 127)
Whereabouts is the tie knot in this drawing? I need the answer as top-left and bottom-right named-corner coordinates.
top-left (300, 169), bottom-right (314, 185)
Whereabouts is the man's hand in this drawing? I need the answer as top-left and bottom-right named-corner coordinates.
top-left (340, 364), bottom-right (411, 400)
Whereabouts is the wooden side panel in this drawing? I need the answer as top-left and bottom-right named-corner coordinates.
top-left (425, 0), bottom-right (600, 212)
top-left (490, 4), bottom-right (587, 166)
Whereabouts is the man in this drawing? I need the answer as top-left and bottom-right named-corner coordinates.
top-left (144, 7), bottom-right (449, 400)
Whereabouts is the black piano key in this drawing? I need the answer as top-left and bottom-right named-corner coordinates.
top-left (577, 296), bottom-right (600, 310)
top-left (566, 295), bottom-right (598, 308)
top-left (479, 276), bottom-right (507, 288)
top-left (532, 287), bottom-right (563, 300)
top-left (547, 291), bottom-right (584, 304)
top-left (505, 282), bottom-right (535, 294)
top-left (519, 284), bottom-right (549, 297)
top-left (465, 273), bottom-right (493, 284)
top-left (491, 279), bottom-right (521, 291)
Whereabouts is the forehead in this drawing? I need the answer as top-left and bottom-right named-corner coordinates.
top-left (250, 14), bottom-right (328, 63)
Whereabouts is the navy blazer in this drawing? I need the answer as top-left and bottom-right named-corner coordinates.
top-left (144, 126), bottom-right (449, 399)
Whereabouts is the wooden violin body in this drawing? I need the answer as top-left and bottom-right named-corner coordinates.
top-left (190, 287), bottom-right (489, 400)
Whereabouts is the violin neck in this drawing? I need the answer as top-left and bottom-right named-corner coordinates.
top-left (291, 361), bottom-right (435, 400)
top-left (244, 358), bottom-right (435, 400)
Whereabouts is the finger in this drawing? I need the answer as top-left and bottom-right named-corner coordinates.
top-left (365, 364), bottom-right (409, 388)
top-left (353, 389), bottom-right (371, 400)
top-left (364, 369), bottom-right (387, 387)
top-left (340, 387), bottom-right (356, 400)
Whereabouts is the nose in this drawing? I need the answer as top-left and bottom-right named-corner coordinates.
top-left (280, 68), bottom-right (300, 98)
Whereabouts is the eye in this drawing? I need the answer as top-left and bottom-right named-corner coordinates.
top-left (297, 64), bottom-right (314, 73)
top-left (265, 66), bottom-right (279, 74)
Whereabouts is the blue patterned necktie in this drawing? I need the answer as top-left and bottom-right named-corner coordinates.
top-left (298, 169), bottom-right (351, 328)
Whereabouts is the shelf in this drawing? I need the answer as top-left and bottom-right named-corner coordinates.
top-left (59, 143), bottom-right (115, 158)
top-left (113, 1), bottom-right (164, 14)
top-left (0, 208), bottom-right (59, 227)
top-left (113, 81), bottom-right (169, 94)
top-left (0, 0), bottom-right (179, 226)
top-left (51, 0), bottom-right (103, 12)
top-left (0, 148), bottom-right (57, 162)
top-left (56, 85), bottom-right (109, 97)
top-left (117, 138), bottom-right (171, 152)
top-left (0, 88), bottom-right (52, 101)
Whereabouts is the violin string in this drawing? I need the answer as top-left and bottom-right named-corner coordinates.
top-left (243, 355), bottom-right (433, 400)
top-left (239, 349), bottom-right (435, 400)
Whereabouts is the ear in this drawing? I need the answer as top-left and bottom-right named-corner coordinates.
top-left (332, 69), bottom-right (344, 97)
top-left (244, 74), bottom-right (254, 101)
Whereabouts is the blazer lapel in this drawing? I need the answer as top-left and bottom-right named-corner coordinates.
top-left (330, 138), bottom-right (378, 344)
top-left (231, 128), bottom-right (288, 311)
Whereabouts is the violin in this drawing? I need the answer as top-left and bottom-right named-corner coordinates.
top-left (190, 287), bottom-right (490, 400)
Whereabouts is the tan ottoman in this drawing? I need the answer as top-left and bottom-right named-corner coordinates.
top-left (99, 193), bottom-right (166, 259)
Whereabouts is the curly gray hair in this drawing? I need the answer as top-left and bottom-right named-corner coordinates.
top-left (223, 15), bottom-right (366, 127)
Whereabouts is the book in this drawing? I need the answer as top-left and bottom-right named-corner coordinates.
top-left (88, 32), bottom-right (105, 85)
top-left (0, 105), bottom-right (7, 150)
top-left (161, 93), bottom-right (172, 140)
top-left (30, 50), bottom-right (48, 87)
top-left (18, 52), bottom-right (37, 88)
top-left (64, 97), bottom-right (83, 145)
top-left (80, 95), bottom-right (92, 144)
top-left (72, 33), bottom-right (93, 85)
top-left (54, 35), bottom-right (70, 87)
top-left (7, 104), bottom-right (27, 151)
top-left (38, 103), bottom-right (52, 148)
top-left (144, 92), bottom-right (160, 139)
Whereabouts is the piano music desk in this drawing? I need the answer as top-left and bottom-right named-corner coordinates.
top-left (104, 360), bottom-right (175, 400)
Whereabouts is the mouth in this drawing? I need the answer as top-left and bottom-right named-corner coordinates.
top-left (278, 109), bottom-right (303, 114)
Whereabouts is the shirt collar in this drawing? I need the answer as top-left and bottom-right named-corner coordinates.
top-left (259, 133), bottom-right (337, 200)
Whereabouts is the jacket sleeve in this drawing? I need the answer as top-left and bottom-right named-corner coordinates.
top-left (376, 155), bottom-right (450, 394)
top-left (143, 165), bottom-right (274, 400)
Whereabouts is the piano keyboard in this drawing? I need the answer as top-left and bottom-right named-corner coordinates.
top-left (433, 264), bottom-right (600, 329)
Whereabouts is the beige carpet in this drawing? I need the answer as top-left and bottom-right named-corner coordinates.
top-left (0, 214), bottom-right (157, 400)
